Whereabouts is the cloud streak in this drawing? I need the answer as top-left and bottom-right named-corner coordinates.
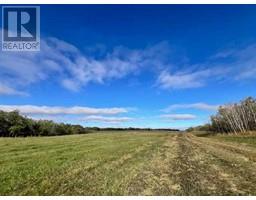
top-left (1, 28), bottom-right (256, 95)
top-left (81, 115), bottom-right (133, 124)
top-left (0, 83), bottom-right (28, 96)
top-left (0, 105), bottom-right (128, 115)
top-left (157, 70), bottom-right (209, 89)
top-left (157, 43), bottom-right (256, 90)
top-left (0, 32), bottom-right (170, 94)
top-left (162, 103), bottom-right (219, 112)
top-left (160, 114), bottom-right (196, 121)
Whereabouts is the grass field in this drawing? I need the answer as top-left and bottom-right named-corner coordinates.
top-left (0, 131), bottom-right (256, 195)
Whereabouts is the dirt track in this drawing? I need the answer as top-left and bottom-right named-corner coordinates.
top-left (127, 134), bottom-right (256, 195)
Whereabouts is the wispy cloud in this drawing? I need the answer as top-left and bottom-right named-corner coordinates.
top-left (0, 83), bottom-right (28, 96)
top-left (0, 31), bottom-right (170, 94)
top-left (157, 70), bottom-right (210, 89)
top-left (157, 43), bottom-right (256, 90)
top-left (81, 115), bottom-right (133, 124)
top-left (209, 44), bottom-right (256, 81)
top-left (160, 114), bottom-right (196, 121)
top-left (156, 66), bottom-right (230, 90)
top-left (2, 27), bottom-right (256, 95)
top-left (162, 103), bottom-right (219, 112)
top-left (0, 105), bottom-right (128, 115)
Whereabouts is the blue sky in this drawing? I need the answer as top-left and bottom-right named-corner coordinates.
top-left (0, 5), bottom-right (256, 129)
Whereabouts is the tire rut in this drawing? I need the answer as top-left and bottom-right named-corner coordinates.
top-left (125, 135), bottom-right (180, 195)
top-left (172, 134), bottom-right (250, 195)
top-left (189, 135), bottom-right (256, 195)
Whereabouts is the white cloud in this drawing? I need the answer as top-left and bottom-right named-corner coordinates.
top-left (157, 70), bottom-right (209, 89)
top-left (61, 79), bottom-right (80, 92)
top-left (157, 43), bottom-right (256, 90)
top-left (213, 44), bottom-right (256, 81)
top-left (0, 105), bottom-right (128, 115)
top-left (160, 114), bottom-right (197, 121)
top-left (2, 27), bottom-right (256, 95)
top-left (156, 66), bottom-right (229, 90)
top-left (81, 115), bottom-right (133, 124)
top-left (0, 83), bottom-right (28, 96)
top-left (29, 115), bottom-right (67, 122)
top-left (0, 32), bottom-right (170, 94)
top-left (162, 103), bottom-right (219, 112)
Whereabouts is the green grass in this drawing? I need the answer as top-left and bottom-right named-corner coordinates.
top-left (1, 131), bottom-right (256, 195)
top-left (0, 131), bottom-right (169, 195)
top-left (212, 134), bottom-right (256, 148)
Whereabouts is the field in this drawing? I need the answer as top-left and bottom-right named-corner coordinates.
top-left (0, 131), bottom-right (256, 195)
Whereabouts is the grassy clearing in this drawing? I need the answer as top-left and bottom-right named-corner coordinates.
top-left (0, 132), bottom-right (168, 195)
top-left (0, 131), bottom-right (256, 195)
top-left (212, 134), bottom-right (256, 148)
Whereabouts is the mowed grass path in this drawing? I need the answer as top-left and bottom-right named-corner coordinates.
top-left (0, 131), bottom-right (256, 195)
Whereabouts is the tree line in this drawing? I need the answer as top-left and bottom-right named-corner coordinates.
top-left (0, 110), bottom-right (180, 137)
top-left (210, 97), bottom-right (256, 134)
top-left (187, 97), bottom-right (256, 134)
top-left (99, 127), bottom-right (179, 132)
top-left (0, 110), bottom-right (89, 137)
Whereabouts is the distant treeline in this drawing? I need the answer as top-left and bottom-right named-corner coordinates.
top-left (0, 110), bottom-right (179, 137)
top-left (98, 127), bottom-right (180, 132)
top-left (187, 97), bottom-right (256, 134)
top-left (0, 110), bottom-right (90, 137)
